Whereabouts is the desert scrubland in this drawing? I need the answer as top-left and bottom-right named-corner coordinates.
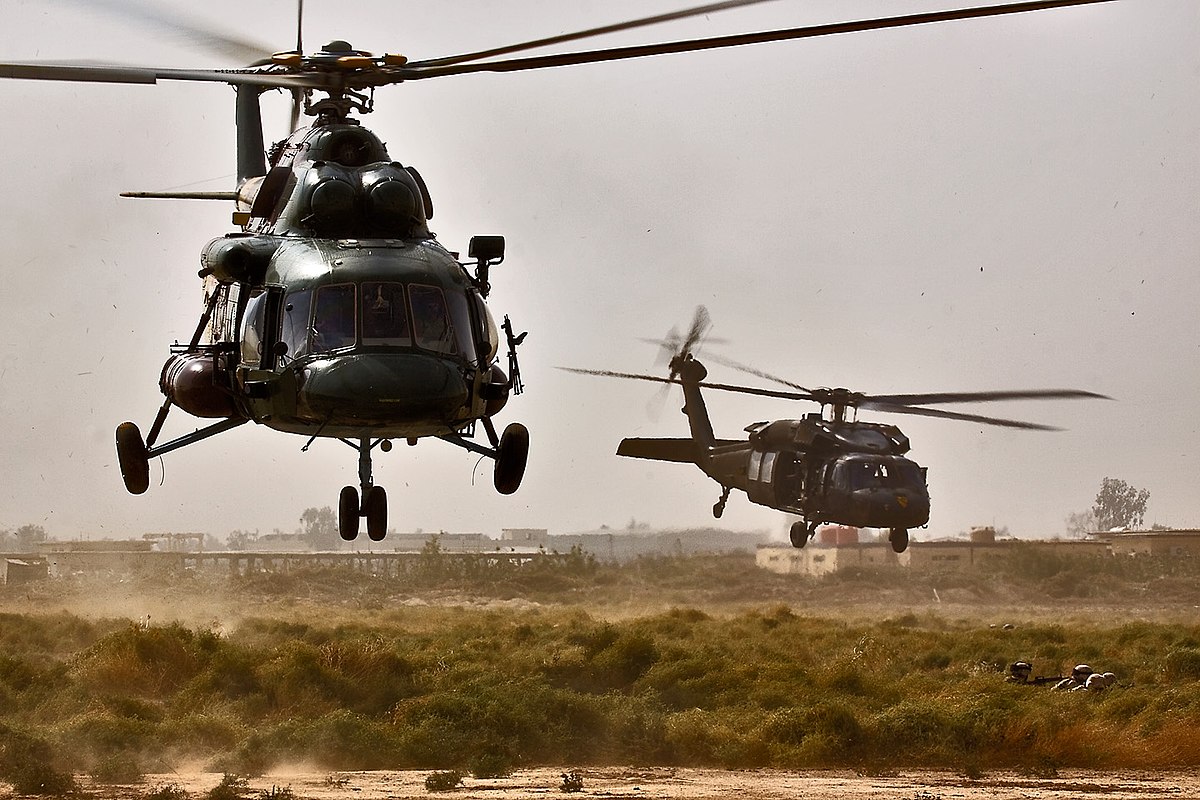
top-left (3, 549), bottom-right (1200, 799)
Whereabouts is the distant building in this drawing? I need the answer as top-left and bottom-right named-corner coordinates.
top-left (387, 532), bottom-right (491, 553)
top-left (501, 528), bottom-right (549, 546)
top-left (757, 525), bottom-right (1112, 576)
top-left (36, 539), bottom-right (159, 578)
top-left (1099, 529), bottom-right (1200, 557)
top-left (1, 557), bottom-right (48, 585)
top-left (757, 543), bottom-right (899, 575)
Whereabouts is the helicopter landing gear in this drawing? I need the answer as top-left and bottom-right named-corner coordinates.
top-left (493, 422), bottom-right (529, 495)
top-left (337, 437), bottom-right (391, 541)
top-left (364, 485), bottom-right (388, 542)
top-left (712, 485), bottom-right (731, 518)
top-left (889, 527), bottom-right (910, 554)
top-left (338, 486), bottom-right (359, 541)
top-left (115, 422), bottom-right (150, 495)
top-left (790, 520), bottom-right (819, 548)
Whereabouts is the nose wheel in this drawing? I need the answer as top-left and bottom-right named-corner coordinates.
top-left (889, 527), bottom-right (909, 553)
top-left (337, 438), bottom-right (391, 541)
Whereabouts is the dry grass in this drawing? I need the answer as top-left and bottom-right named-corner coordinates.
top-left (3, 552), bottom-right (1200, 779)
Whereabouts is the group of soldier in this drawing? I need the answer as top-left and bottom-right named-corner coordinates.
top-left (1006, 660), bottom-right (1117, 692)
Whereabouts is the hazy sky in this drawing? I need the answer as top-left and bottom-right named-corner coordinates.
top-left (0, 0), bottom-right (1196, 543)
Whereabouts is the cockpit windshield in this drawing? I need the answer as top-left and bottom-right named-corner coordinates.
top-left (311, 284), bottom-right (356, 352)
top-left (837, 457), bottom-right (925, 491)
top-left (362, 282), bottom-right (411, 346)
top-left (291, 281), bottom-right (477, 361)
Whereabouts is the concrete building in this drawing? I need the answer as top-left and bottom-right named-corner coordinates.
top-left (501, 528), bottom-right (550, 547)
top-left (757, 543), bottom-right (899, 576)
top-left (757, 525), bottom-right (1114, 577)
top-left (1, 556), bottom-right (48, 585)
top-left (1101, 529), bottom-right (1200, 557)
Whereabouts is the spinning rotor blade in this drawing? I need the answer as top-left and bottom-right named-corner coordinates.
top-left (0, 61), bottom-right (320, 88)
top-left (63, 0), bottom-right (276, 66)
top-left (699, 352), bottom-right (814, 394)
top-left (864, 388), bottom-right (1112, 406)
top-left (559, 366), bottom-right (815, 403)
top-left (408, 0), bottom-right (781, 69)
top-left (398, 0), bottom-right (1115, 81)
top-left (861, 402), bottom-right (1064, 431)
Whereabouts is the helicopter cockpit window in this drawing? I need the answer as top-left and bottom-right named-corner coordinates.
top-left (240, 291), bottom-right (267, 366)
top-left (311, 284), bottom-right (357, 352)
top-left (361, 282), bottom-right (411, 346)
top-left (838, 457), bottom-right (924, 491)
top-left (281, 289), bottom-right (313, 360)
top-left (409, 284), bottom-right (458, 355)
top-left (472, 292), bottom-right (500, 362)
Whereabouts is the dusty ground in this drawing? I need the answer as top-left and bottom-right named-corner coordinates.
top-left (69, 768), bottom-right (1200, 800)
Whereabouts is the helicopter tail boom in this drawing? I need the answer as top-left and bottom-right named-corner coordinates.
top-left (617, 437), bottom-right (698, 464)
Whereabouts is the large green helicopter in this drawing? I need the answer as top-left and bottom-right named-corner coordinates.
top-left (0, 0), bottom-right (1113, 540)
top-left (565, 308), bottom-right (1109, 553)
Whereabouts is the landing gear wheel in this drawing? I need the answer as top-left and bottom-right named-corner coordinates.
top-left (494, 422), bottom-right (529, 495)
top-left (364, 485), bottom-right (388, 542)
top-left (889, 527), bottom-right (909, 554)
top-left (339, 486), bottom-right (360, 541)
top-left (789, 521), bottom-right (809, 549)
top-left (712, 486), bottom-right (731, 519)
top-left (115, 422), bottom-right (150, 495)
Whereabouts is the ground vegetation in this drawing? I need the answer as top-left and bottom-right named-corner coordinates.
top-left (2, 551), bottom-right (1200, 782)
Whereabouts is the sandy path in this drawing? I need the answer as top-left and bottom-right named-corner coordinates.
top-left (79, 768), bottom-right (1200, 800)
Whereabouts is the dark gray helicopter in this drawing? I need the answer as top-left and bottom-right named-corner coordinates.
top-left (0, 0), bottom-right (1113, 540)
top-left (564, 308), bottom-right (1108, 553)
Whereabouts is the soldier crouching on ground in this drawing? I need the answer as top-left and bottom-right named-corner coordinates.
top-left (1007, 660), bottom-right (1064, 686)
top-left (1051, 664), bottom-right (1118, 692)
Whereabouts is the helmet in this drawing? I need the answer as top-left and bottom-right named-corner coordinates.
top-left (1085, 674), bottom-right (1105, 691)
top-left (1103, 672), bottom-right (1116, 684)
top-left (1072, 664), bottom-right (1094, 678)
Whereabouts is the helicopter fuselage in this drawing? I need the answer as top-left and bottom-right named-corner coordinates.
top-left (232, 237), bottom-right (497, 439)
top-left (615, 356), bottom-right (930, 546)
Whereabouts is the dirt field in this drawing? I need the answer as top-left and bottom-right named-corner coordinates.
top-left (76, 768), bottom-right (1200, 800)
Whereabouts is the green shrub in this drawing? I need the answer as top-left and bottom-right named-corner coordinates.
top-left (89, 751), bottom-right (143, 784)
top-left (144, 783), bottom-right (190, 800)
top-left (207, 773), bottom-right (251, 800)
top-left (424, 770), bottom-right (463, 792)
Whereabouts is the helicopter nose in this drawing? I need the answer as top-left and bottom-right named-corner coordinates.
top-left (299, 353), bottom-right (468, 422)
top-left (880, 490), bottom-right (930, 526)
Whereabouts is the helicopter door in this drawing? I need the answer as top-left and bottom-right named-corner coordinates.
top-left (239, 288), bottom-right (285, 370)
top-left (746, 449), bottom-right (778, 506)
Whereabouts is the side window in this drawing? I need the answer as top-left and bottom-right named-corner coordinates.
top-left (472, 292), bottom-right (500, 362)
top-left (748, 450), bottom-right (763, 482)
top-left (240, 291), bottom-right (267, 366)
top-left (445, 290), bottom-right (478, 363)
top-left (281, 289), bottom-right (313, 360)
top-left (409, 284), bottom-right (457, 355)
top-left (761, 451), bottom-right (778, 484)
top-left (362, 282), bottom-right (411, 346)
top-left (311, 284), bottom-right (356, 352)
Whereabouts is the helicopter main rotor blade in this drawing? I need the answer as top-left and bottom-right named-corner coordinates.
top-left (864, 388), bottom-right (1112, 406)
top-left (408, 0), bottom-right (782, 69)
top-left (60, 0), bottom-right (277, 66)
top-left (0, 61), bottom-right (323, 89)
top-left (560, 366), bottom-right (816, 402)
top-left (699, 352), bottom-right (815, 394)
top-left (861, 402), bottom-right (1064, 431)
top-left (398, 0), bottom-right (1115, 81)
